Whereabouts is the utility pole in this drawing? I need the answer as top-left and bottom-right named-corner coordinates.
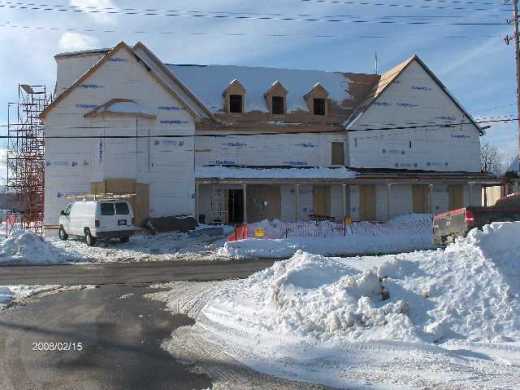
top-left (505, 0), bottom-right (520, 172)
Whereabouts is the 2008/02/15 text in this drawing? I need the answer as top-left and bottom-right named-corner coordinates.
top-left (32, 342), bottom-right (84, 352)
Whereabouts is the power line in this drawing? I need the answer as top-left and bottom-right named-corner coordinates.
top-left (0, 20), bottom-right (503, 41)
top-left (0, 117), bottom-right (517, 139)
top-left (300, 0), bottom-right (510, 13)
top-left (0, 1), bottom-right (509, 27)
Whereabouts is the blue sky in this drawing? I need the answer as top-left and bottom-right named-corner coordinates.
top-left (0, 0), bottom-right (517, 179)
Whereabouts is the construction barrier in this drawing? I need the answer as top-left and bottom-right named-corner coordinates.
top-left (227, 224), bottom-right (249, 241)
top-left (226, 220), bottom-right (367, 241)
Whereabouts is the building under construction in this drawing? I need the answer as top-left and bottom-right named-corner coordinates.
top-left (7, 84), bottom-right (50, 234)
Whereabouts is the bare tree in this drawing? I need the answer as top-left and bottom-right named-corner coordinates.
top-left (481, 142), bottom-right (502, 175)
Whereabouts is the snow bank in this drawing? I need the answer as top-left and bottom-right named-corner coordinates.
top-left (220, 214), bottom-right (433, 259)
top-left (0, 231), bottom-right (78, 265)
top-left (0, 285), bottom-right (63, 309)
top-left (179, 222), bottom-right (520, 387)
top-left (0, 287), bottom-right (14, 307)
top-left (0, 225), bottom-right (230, 265)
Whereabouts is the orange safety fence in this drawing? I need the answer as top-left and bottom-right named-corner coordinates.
top-left (227, 224), bottom-right (249, 241)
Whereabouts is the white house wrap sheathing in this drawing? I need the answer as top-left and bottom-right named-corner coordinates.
top-left (44, 46), bottom-right (196, 225)
top-left (347, 61), bottom-right (481, 172)
top-left (195, 133), bottom-right (347, 167)
top-left (55, 51), bottom-right (108, 95)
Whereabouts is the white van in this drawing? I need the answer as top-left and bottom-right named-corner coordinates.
top-left (58, 200), bottom-right (137, 246)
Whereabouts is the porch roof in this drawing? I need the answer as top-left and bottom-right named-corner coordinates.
top-left (196, 165), bottom-right (501, 185)
top-left (196, 165), bottom-right (357, 180)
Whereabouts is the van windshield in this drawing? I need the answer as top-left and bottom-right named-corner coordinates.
top-left (101, 203), bottom-right (115, 216)
top-left (115, 202), bottom-right (130, 215)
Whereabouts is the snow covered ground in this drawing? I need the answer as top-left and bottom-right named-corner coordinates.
top-left (0, 285), bottom-right (92, 310)
top-left (154, 221), bottom-right (520, 389)
top-left (0, 227), bottom-right (231, 265)
top-left (220, 214), bottom-right (433, 259)
top-left (0, 215), bottom-right (433, 265)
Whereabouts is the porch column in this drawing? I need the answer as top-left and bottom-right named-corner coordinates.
top-left (195, 182), bottom-right (200, 222)
top-left (342, 184), bottom-right (347, 219)
top-left (386, 183), bottom-right (392, 221)
top-left (468, 183), bottom-right (473, 207)
top-left (429, 184), bottom-right (434, 213)
top-left (295, 184), bottom-right (300, 222)
top-left (242, 183), bottom-right (248, 224)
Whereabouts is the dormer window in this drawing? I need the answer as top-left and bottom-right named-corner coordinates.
top-left (313, 98), bottom-right (326, 116)
top-left (272, 96), bottom-right (285, 115)
top-left (304, 83), bottom-right (329, 117)
top-left (229, 95), bottom-right (243, 113)
top-left (224, 79), bottom-right (246, 114)
top-left (265, 81), bottom-right (287, 115)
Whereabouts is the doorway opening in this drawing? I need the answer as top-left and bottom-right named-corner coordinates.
top-left (228, 189), bottom-right (244, 224)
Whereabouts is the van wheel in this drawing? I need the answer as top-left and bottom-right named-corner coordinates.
top-left (120, 236), bottom-right (129, 243)
top-left (84, 229), bottom-right (96, 247)
top-left (58, 226), bottom-right (68, 241)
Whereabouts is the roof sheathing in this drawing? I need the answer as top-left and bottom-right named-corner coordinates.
top-left (166, 64), bottom-right (354, 114)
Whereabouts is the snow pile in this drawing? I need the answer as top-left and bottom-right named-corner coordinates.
top-left (220, 214), bottom-right (433, 259)
top-left (0, 285), bottom-right (64, 309)
top-left (0, 231), bottom-right (78, 265)
top-left (174, 222), bottom-right (520, 387)
top-left (210, 252), bottom-right (415, 343)
top-left (0, 287), bottom-right (14, 307)
top-left (208, 222), bottom-right (520, 344)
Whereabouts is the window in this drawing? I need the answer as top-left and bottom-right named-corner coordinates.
top-left (271, 96), bottom-right (285, 115)
top-left (313, 98), bottom-right (326, 116)
top-left (101, 203), bottom-right (115, 216)
top-left (331, 142), bottom-right (345, 165)
top-left (229, 94), bottom-right (243, 113)
top-left (115, 202), bottom-right (130, 215)
top-left (63, 204), bottom-right (72, 216)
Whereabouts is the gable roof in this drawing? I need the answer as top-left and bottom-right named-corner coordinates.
top-left (132, 41), bottom-right (214, 120)
top-left (41, 41), bottom-right (207, 121)
top-left (345, 54), bottom-right (483, 135)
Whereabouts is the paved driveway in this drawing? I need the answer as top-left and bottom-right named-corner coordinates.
top-left (0, 259), bottom-right (275, 286)
top-left (0, 285), bottom-right (212, 390)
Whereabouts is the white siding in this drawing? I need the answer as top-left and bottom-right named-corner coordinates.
top-left (44, 47), bottom-right (196, 225)
top-left (348, 60), bottom-right (481, 172)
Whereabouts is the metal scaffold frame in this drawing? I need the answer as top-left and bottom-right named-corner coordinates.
top-left (7, 84), bottom-right (50, 234)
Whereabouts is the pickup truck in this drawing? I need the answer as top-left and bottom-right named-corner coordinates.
top-left (433, 192), bottom-right (520, 246)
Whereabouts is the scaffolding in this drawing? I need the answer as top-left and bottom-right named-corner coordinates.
top-left (7, 84), bottom-right (50, 234)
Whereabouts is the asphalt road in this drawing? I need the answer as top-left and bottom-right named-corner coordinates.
top-left (0, 285), bottom-right (212, 390)
top-left (0, 259), bottom-right (275, 286)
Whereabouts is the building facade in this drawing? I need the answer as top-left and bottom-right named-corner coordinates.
top-left (41, 41), bottom-right (497, 228)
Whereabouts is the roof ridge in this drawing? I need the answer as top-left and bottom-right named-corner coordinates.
top-left (166, 62), bottom-right (376, 76)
